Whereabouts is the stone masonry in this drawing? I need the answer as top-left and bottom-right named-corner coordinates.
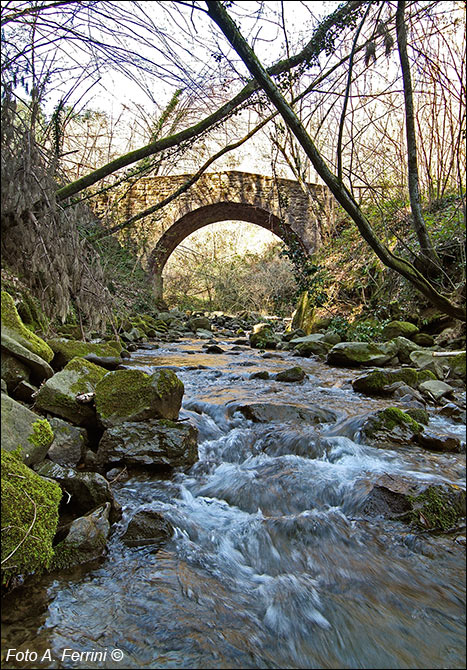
top-left (99, 171), bottom-right (332, 299)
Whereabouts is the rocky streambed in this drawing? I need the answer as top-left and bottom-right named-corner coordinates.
top-left (2, 333), bottom-right (466, 670)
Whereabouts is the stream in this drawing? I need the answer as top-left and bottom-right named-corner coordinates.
top-left (2, 337), bottom-right (466, 669)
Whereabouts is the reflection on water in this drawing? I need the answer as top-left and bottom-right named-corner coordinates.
top-left (2, 339), bottom-right (465, 669)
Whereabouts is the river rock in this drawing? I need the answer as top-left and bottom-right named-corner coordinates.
top-left (418, 379), bottom-right (455, 401)
top-left (47, 417), bottom-right (88, 466)
top-left (1, 291), bottom-right (54, 363)
top-left (381, 320), bottom-right (419, 341)
top-left (352, 368), bottom-right (421, 396)
top-left (188, 316), bottom-right (211, 332)
top-left (121, 509), bottom-right (174, 547)
top-left (1, 331), bottom-right (54, 385)
top-left (1, 349), bottom-right (30, 393)
top-left (361, 475), bottom-right (466, 530)
top-left (412, 333), bottom-right (435, 347)
top-left (359, 407), bottom-right (423, 448)
top-left (95, 368), bottom-right (184, 427)
top-left (416, 430), bottom-right (462, 453)
top-left (438, 403), bottom-right (466, 424)
top-left (34, 357), bottom-right (107, 427)
top-left (291, 334), bottom-right (332, 357)
top-left (51, 503), bottom-right (111, 570)
top-left (1, 394), bottom-right (54, 465)
top-left (327, 341), bottom-right (398, 367)
top-left (409, 350), bottom-right (446, 379)
top-left (82, 354), bottom-right (125, 370)
top-left (230, 402), bottom-right (337, 424)
top-left (97, 419), bottom-right (198, 469)
top-left (274, 366), bottom-right (306, 382)
top-left (34, 461), bottom-right (121, 522)
top-left (391, 336), bottom-right (422, 365)
top-left (46, 338), bottom-right (122, 368)
top-left (249, 324), bottom-right (279, 350)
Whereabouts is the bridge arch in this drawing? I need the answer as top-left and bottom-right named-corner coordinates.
top-left (147, 202), bottom-right (307, 300)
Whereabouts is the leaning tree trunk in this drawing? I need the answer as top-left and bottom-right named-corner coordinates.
top-left (205, 0), bottom-right (465, 321)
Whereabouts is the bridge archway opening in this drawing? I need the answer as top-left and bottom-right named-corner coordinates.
top-left (148, 202), bottom-right (306, 301)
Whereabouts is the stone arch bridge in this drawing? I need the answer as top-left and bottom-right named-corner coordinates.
top-left (106, 171), bottom-right (332, 300)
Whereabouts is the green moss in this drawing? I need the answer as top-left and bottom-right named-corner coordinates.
top-left (405, 408), bottom-right (429, 425)
top-left (408, 485), bottom-right (466, 531)
top-left (154, 368), bottom-right (184, 398)
top-left (372, 407), bottom-right (422, 433)
top-left (65, 357), bottom-right (108, 394)
top-left (1, 449), bottom-right (62, 585)
top-left (47, 338), bottom-right (122, 365)
top-left (417, 369), bottom-right (437, 384)
top-left (28, 419), bottom-right (54, 450)
top-left (449, 352), bottom-right (466, 380)
top-left (95, 369), bottom-right (153, 421)
top-left (1, 292), bottom-right (54, 363)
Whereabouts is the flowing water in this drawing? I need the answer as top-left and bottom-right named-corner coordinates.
top-left (2, 338), bottom-right (466, 669)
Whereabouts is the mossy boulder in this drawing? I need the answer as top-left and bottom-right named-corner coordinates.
top-left (290, 333), bottom-right (332, 357)
top-left (188, 316), bottom-right (211, 332)
top-left (446, 351), bottom-right (466, 381)
top-left (361, 474), bottom-right (465, 531)
top-left (275, 366), bottom-right (307, 382)
top-left (360, 407), bottom-right (423, 448)
top-left (327, 341), bottom-right (398, 367)
top-left (1, 292), bottom-right (54, 363)
top-left (352, 367), bottom-right (427, 396)
top-left (46, 338), bottom-right (122, 368)
top-left (1, 331), bottom-right (54, 384)
top-left (34, 357), bottom-right (107, 426)
top-left (391, 336), bottom-right (424, 365)
top-left (409, 350), bottom-right (446, 379)
top-left (97, 419), bottom-right (198, 468)
top-left (249, 324), bottom-right (279, 350)
top-left (51, 503), bottom-right (111, 571)
top-left (1, 394), bottom-right (54, 465)
top-left (412, 333), bottom-right (435, 347)
top-left (407, 484), bottom-right (466, 531)
top-left (95, 368), bottom-right (184, 428)
top-left (381, 320), bottom-right (419, 341)
top-left (1, 449), bottom-right (62, 585)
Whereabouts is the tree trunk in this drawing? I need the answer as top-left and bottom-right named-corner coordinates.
top-left (205, 0), bottom-right (465, 321)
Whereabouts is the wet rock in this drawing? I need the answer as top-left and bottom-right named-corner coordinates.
top-left (327, 341), bottom-right (398, 367)
top-left (409, 350), bottom-right (447, 380)
top-left (205, 344), bottom-right (224, 354)
top-left (282, 328), bottom-right (306, 342)
top-left (97, 419), bottom-right (198, 469)
top-left (1, 350), bottom-right (30, 393)
top-left (249, 371), bottom-right (270, 380)
top-left (384, 382), bottom-right (425, 404)
top-left (34, 461), bottom-right (122, 523)
top-left (95, 368), bottom-right (184, 427)
top-left (1, 394), bottom-right (54, 465)
top-left (359, 407), bottom-right (423, 448)
top-left (34, 357), bottom-right (107, 427)
top-left (47, 417), bottom-right (88, 466)
top-left (404, 408), bottom-right (430, 425)
top-left (391, 336), bottom-right (423, 365)
top-left (121, 509), bottom-right (174, 547)
top-left (416, 430), bottom-right (462, 453)
top-left (51, 503), bottom-right (111, 570)
top-left (438, 402), bottom-right (466, 424)
top-left (361, 475), bottom-right (466, 531)
top-left (230, 401), bottom-right (337, 425)
top-left (274, 366), bottom-right (306, 383)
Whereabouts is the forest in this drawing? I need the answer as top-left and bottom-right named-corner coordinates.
top-left (1, 2), bottom-right (466, 669)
